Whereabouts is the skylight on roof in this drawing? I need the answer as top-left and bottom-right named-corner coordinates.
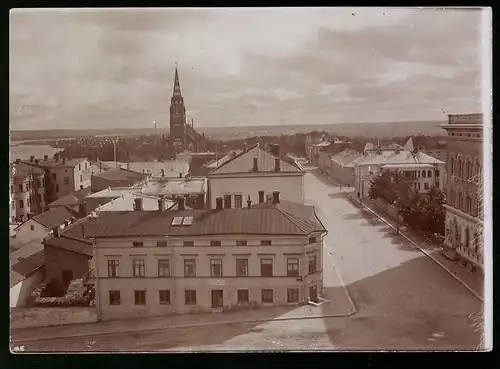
top-left (171, 217), bottom-right (183, 226)
top-left (182, 216), bottom-right (194, 226)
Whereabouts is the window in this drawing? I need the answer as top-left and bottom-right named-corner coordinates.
top-left (424, 182), bottom-right (430, 190)
top-left (237, 289), bottom-right (249, 304)
top-left (260, 240), bottom-right (272, 246)
top-left (159, 290), bottom-right (171, 305)
top-left (18, 184), bottom-right (23, 192)
top-left (10, 185), bottom-right (13, 194)
top-left (210, 240), bottom-right (222, 247)
top-left (52, 173), bottom-right (56, 180)
top-left (287, 288), bottom-right (300, 303)
top-left (133, 259), bottom-right (145, 277)
top-left (133, 241), bottom-right (144, 247)
top-left (56, 185), bottom-right (59, 193)
top-left (109, 290), bottom-right (121, 305)
top-left (287, 258), bottom-right (300, 276)
top-left (422, 171), bottom-right (426, 178)
top-left (157, 240), bottom-right (168, 247)
top-left (158, 259), bottom-right (170, 277)
top-left (404, 171), bottom-right (410, 178)
top-left (64, 176), bottom-right (70, 185)
top-left (79, 164), bottom-right (81, 171)
top-left (308, 254), bottom-right (317, 273)
top-left (234, 194), bottom-right (243, 209)
top-left (236, 259), bottom-right (248, 276)
top-left (182, 216), bottom-right (194, 225)
top-left (30, 224), bottom-right (35, 231)
top-left (185, 289), bottom-right (197, 304)
top-left (37, 179), bottom-right (42, 188)
top-left (236, 240), bottom-right (247, 246)
top-left (223, 194), bottom-right (232, 208)
top-left (261, 289), bottom-right (274, 303)
top-left (172, 217), bottom-right (183, 225)
top-left (80, 174), bottom-right (83, 182)
top-left (417, 182), bottom-right (421, 190)
top-left (427, 170), bottom-right (432, 178)
top-left (184, 259), bottom-right (196, 277)
top-left (85, 162), bottom-right (88, 169)
top-left (19, 200), bottom-right (23, 209)
top-left (309, 236), bottom-right (317, 244)
top-left (210, 259), bottom-right (223, 277)
top-left (134, 290), bottom-right (146, 305)
top-left (260, 259), bottom-right (273, 277)
top-left (183, 240), bottom-right (194, 247)
top-left (12, 202), bottom-right (14, 210)
top-left (107, 260), bottom-right (119, 277)
top-left (435, 169), bottom-right (440, 177)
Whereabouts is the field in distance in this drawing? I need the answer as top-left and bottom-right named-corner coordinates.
top-left (11, 120), bottom-right (446, 142)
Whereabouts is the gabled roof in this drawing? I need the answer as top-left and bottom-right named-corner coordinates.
top-left (142, 178), bottom-right (207, 196)
top-left (83, 200), bottom-right (325, 238)
top-left (10, 241), bottom-right (44, 287)
top-left (96, 193), bottom-right (176, 212)
top-left (10, 162), bottom-right (45, 180)
top-left (28, 206), bottom-right (76, 230)
top-left (208, 144), bottom-right (304, 175)
top-left (355, 150), bottom-right (444, 167)
top-left (42, 217), bottom-right (93, 257)
top-left (48, 187), bottom-right (91, 207)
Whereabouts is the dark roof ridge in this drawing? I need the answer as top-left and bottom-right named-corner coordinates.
top-left (209, 143), bottom-right (260, 172)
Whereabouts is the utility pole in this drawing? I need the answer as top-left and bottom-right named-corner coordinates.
top-left (113, 138), bottom-right (117, 168)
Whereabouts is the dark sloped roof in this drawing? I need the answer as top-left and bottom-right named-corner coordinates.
top-left (92, 168), bottom-right (146, 181)
top-left (84, 201), bottom-right (326, 238)
top-left (10, 242), bottom-right (44, 287)
top-left (42, 217), bottom-right (93, 257)
top-left (48, 187), bottom-right (91, 207)
top-left (10, 162), bottom-right (45, 180)
top-left (31, 206), bottom-right (76, 229)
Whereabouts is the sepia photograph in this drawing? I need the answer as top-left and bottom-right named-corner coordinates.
top-left (9, 7), bottom-right (491, 353)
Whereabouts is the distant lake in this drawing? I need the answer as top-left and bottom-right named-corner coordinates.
top-left (10, 144), bottom-right (62, 161)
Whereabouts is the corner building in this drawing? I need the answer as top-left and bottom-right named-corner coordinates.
top-left (85, 193), bottom-right (326, 321)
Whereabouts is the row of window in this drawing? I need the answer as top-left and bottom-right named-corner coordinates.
top-left (11, 179), bottom-right (45, 194)
top-left (131, 236), bottom-right (317, 248)
top-left (107, 255), bottom-right (318, 278)
top-left (447, 189), bottom-right (478, 217)
top-left (449, 156), bottom-right (481, 180)
top-left (13, 194), bottom-right (45, 210)
top-left (108, 288), bottom-right (300, 306)
top-left (403, 169), bottom-right (439, 179)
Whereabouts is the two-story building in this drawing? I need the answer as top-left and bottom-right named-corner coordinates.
top-left (84, 191), bottom-right (326, 321)
top-left (440, 113), bottom-right (484, 272)
top-left (354, 147), bottom-right (446, 198)
top-left (207, 144), bottom-right (306, 209)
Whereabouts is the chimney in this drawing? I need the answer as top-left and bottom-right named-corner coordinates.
top-left (258, 190), bottom-right (265, 204)
top-left (35, 159), bottom-right (39, 164)
top-left (27, 213), bottom-right (32, 220)
top-left (216, 197), bottom-right (223, 210)
top-left (274, 158), bottom-right (280, 172)
top-left (158, 198), bottom-right (165, 213)
top-left (15, 158), bottom-right (21, 164)
top-left (44, 155), bottom-right (49, 161)
top-left (80, 185), bottom-right (84, 190)
top-left (52, 226), bottom-right (60, 237)
top-left (247, 195), bottom-right (252, 209)
top-left (179, 172), bottom-right (183, 178)
top-left (30, 156), bottom-right (35, 162)
top-left (178, 196), bottom-right (185, 210)
top-left (253, 157), bottom-right (258, 172)
top-left (134, 198), bottom-right (143, 211)
top-left (272, 191), bottom-right (280, 204)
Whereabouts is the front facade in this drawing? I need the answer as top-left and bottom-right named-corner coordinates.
top-left (85, 194), bottom-right (326, 321)
top-left (207, 144), bottom-right (305, 209)
top-left (441, 113), bottom-right (484, 272)
top-left (10, 161), bottom-right (47, 222)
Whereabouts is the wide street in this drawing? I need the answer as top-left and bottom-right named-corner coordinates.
top-left (12, 166), bottom-right (482, 352)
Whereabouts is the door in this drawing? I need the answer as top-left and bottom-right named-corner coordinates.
top-left (62, 270), bottom-right (73, 285)
top-left (309, 285), bottom-right (318, 303)
top-left (211, 290), bottom-right (223, 309)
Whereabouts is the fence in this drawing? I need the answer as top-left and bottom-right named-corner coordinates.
top-left (11, 307), bottom-right (97, 329)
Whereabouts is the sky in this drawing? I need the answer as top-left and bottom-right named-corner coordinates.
top-left (9, 7), bottom-right (487, 130)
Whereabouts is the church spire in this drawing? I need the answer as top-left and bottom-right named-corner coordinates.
top-left (173, 66), bottom-right (182, 97)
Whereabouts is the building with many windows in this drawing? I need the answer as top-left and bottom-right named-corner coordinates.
top-left (440, 113), bottom-right (484, 272)
top-left (10, 161), bottom-right (47, 223)
top-left (84, 192), bottom-right (326, 321)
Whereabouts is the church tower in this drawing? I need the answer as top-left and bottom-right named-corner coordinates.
top-left (169, 67), bottom-right (187, 151)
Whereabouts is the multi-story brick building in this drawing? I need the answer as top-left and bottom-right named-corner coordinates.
top-left (84, 192), bottom-right (326, 321)
top-left (440, 113), bottom-right (484, 272)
